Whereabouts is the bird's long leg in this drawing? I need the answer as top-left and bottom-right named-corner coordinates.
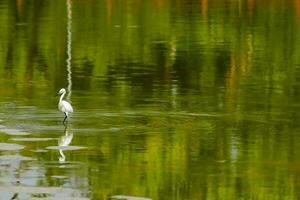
top-left (63, 112), bottom-right (68, 124)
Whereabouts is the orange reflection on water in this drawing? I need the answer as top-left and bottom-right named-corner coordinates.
top-left (199, 0), bottom-right (208, 21)
top-left (295, 0), bottom-right (300, 23)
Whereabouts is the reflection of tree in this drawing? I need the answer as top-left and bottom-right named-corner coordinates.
top-left (73, 60), bottom-right (94, 90)
top-left (199, 0), bottom-right (208, 19)
top-left (66, 0), bottom-right (72, 101)
top-left (296, 0), bottom-right (300, 23)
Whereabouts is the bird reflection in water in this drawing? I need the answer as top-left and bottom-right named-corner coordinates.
top-left (58, 125), bottom-right (73, 163)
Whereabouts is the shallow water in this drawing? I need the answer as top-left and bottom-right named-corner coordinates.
top-left (1, 0), bottom-right (300, 199)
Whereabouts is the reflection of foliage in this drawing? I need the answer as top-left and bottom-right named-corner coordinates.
top-left (0, 0), bottom-right (300, 199)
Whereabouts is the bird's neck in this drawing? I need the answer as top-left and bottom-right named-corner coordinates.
top-left (59, 92), bottom-right (66, 102)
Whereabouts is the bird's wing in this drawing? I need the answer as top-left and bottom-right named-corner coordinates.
top-left (62, 100), bottom-right (74, 113)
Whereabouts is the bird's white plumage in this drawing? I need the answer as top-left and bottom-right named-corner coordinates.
top-left (59, 100), bottom-right (73, 114)
top-left (57, 88), bottom-right (73, 122)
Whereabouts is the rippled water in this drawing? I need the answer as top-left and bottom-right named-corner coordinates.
top-left (1, 0), bottom-right (300, 199)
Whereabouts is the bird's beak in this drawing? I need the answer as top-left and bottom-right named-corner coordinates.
top-left (55, 93), bottom-right (59, 97)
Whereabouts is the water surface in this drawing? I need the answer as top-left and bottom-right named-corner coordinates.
top-left (1, 0), bottom-right (300, 199)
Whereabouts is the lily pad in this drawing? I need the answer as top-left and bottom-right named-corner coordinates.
top-left (0, 155), bottom-right (33, 161)
top-left (11, 137), bottom-right (55, 142)
top-left (110, 195), bottom-right (152, 200)
top-left (0, 143), bottom-right (25, 151)
top-left (0, 128), bottom-right (30, 135)
top-left (46, 146), bottom-right (86, 151)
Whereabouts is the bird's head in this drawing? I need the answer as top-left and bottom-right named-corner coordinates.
top-left (58, 88), bottom-right (66, 95)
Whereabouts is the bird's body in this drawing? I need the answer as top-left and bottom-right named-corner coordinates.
top-left (57, 88), bottom-right (73, 124)
top-left (58, 100), bottom-right (73, 115)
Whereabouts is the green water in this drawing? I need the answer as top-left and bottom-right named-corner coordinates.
top-left (1, 0), bottom-right (300, 199)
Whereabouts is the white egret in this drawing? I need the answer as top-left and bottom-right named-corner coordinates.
top-left (57, 88), bottom-right (73, 124)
